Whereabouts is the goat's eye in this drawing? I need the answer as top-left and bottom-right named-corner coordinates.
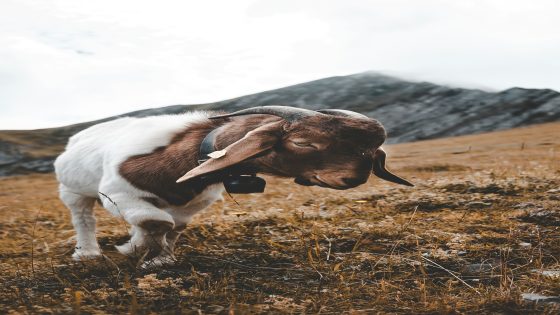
top-left (292, 141), bottom-right (317, 149)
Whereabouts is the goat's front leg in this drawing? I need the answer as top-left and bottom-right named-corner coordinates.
top-left (119, 221), bottom-right (174, 257)
top-left (137, 224), bottom-right (188, 268)
top-left (100, 194), bottom-right (176, 265)
top-left (165, 224), bottom-right (186, 252)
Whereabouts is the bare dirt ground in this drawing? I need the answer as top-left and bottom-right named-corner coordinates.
top-left (1, 122), bottom-right (559, 314)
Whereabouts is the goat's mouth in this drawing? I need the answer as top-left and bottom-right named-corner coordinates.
top-left (294, 177), bottom-right (314, 186)
top-left (294, 176), bottom-right (348, 190)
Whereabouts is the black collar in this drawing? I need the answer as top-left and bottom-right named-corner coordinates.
top-left (197, 127), bottom-right (267, 194)
top-left (198, 128), bottom-right (221, 165)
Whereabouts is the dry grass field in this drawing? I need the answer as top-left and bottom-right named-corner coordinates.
top-left (1, 122), bottom-right (559, 314)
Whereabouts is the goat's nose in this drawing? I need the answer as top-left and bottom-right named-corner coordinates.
top-left (342, 177), bottom-right (365, 187)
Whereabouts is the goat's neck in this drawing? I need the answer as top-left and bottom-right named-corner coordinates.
top-left (212, 116), bottom-right (286, 176)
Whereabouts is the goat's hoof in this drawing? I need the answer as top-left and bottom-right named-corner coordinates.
top-left (115, 241), bottom-right (140, 256)
top-left (72, 249), bottom-right (102, 261)
top-left (140, 254), bottom-right (176, 269)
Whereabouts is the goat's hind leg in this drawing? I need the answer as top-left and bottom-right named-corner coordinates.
top-left (60, 185), bottom-right (101, 260)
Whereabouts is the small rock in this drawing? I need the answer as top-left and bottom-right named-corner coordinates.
top-left (337, 227), bottom-right (354, 232)
top-left (521, 293), bottom-right (560, 304)
top-left (518, 242), bottom-right (532, 248)
top-left (513, 202), bottom-right (538, 209)
top-left (533, 269), bottom-right (560, 278)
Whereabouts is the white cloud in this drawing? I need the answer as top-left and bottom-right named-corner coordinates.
top-left (1, 0), bottom-right (559, 129)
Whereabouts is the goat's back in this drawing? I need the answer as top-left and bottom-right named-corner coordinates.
top-left (54, 112), bottom-right (210, 197)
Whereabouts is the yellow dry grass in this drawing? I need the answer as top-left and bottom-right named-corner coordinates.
top-left (0, 122), bottom-right (559, 314)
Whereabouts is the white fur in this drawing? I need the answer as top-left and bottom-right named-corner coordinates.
top-left (54, 112), bottom-right (225, 263)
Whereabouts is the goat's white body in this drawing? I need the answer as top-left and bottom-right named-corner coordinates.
top-left (54, 112), bottom-right (225, 263)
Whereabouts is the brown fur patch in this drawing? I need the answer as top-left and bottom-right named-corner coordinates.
top-left (119, 115), bottom-right (281, 205)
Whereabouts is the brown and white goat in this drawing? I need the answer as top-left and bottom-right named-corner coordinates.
top-left (54, 106), bottom-right (411, 266)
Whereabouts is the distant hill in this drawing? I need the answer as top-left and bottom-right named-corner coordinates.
top-left (1, 72), bottom-right (559, 176)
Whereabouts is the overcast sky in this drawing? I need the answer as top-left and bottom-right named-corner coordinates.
top-left (1, 0), bottom-right (559, 129)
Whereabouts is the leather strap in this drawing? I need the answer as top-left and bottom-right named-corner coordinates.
top-left (197, 126), bottom-right (265, 194)
top-left (198, 128), bottom-right (220, 165)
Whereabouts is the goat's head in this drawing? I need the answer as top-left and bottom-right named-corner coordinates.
top-left (176, 106), bottom-right (412, 189)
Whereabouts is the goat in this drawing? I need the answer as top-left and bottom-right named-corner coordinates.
top-left (54, 106), bottom-right (412, 266)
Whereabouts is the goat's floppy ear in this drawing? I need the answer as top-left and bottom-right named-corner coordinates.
top-left (176, 121), bottom-right (284, 183)
top-left (372, 148), bottom-right (414, 187)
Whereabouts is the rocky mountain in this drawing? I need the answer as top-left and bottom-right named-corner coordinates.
top-left (1, 72), bottom-right (559, 176)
